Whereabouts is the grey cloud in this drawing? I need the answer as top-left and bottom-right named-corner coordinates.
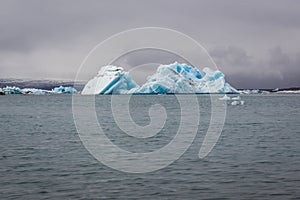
top-left (0, 0), bottom-right (299, 88)
top-left (210, 45), bottom-right (300, 88)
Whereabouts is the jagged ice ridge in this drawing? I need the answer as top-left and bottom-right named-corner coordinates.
top-left (81, 62), bottom-right (238, 94)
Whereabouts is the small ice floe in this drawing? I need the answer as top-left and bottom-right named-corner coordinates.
top-left (231, 100), bottom-right (245, 106)
top-left (231, 96), bottom-right (241, 100)
top-left (219, 94), bottom-right (231, 100)
top-left (231, 101), bottom-right (240, 106)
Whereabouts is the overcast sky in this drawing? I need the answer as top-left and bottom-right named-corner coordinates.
top-left (1, 0), bottom-right (299, 88)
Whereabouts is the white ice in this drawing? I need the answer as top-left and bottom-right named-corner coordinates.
top-left (82, 62), bottom-right (239, 94)
top-left (1, 86), bottom-right (77, 95)
top-left (219, 94), bottom-right (231, 100)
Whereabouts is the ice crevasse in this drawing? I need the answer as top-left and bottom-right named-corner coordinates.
top-left (81, 62), bottom-right (239, 94)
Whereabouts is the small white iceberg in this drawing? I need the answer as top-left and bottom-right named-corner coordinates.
top-left (231, 100), bottom-right (240, 106)
top-left (231, 96), bottom-right (241, 100)
top-left (219, 94), bottom-right (231, 101)
top-left (231, 100), bottom-right (245, 106)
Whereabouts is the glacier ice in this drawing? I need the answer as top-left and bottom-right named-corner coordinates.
top-left (219, 94), bottom-right (245, 105)
top-left (230, 100), bottom-right (245, 106)
top-left (82, 62), bottom-right (238, 94)
top-left (52, 86), bottom-right (77, 94)
top-left (219, 94), bottom-right (231, 100)
top-left (136, 63), bottom-right (198, 94)
top-left (2, 86), bottom-right (23, 94)
top-left (277, 90), bottom-right (300, 94)
top-left (238, 89), bottom-right (260, 94)
top-left (0, 86), bottom-right (77, 95)
top-left (231, 100), bottom-right (240, 106)
top-left (136, 63), bottom-right (238, 94)
top-left (238, 89), bottom-right (271, 94)
top-left (81, 65), bottom-right (139, 95)
top-left (231, 96), bottom-right (241, 100)
top-left (22, 88), bottom-right (51, 95)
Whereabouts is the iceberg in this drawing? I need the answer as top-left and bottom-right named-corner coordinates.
top-left (22, 88), bottom-right (50, 95)
top-left (231, 96), bottom-right (241, 100)
top-left (231, 100), bottom-right (245, 106)
top-left (238, 89), bottom-right (270, 94)
top-left (52, 86), bottom-right (77, 94)
top-left (198, 67), bottom-right (238, 93)
top-left (219, 94), bottom-right (231, 101)
top-left (2, 86), bottom-right (23, 94)
top-left (136, 63), bottom-right (238, 94)
top-left (81, 65), bottom-right (139, 95)
top-left (277, 90), bottom-right (300, 94)
top-left (231, 100), bottom-right (240, 106)
top-left (136, 63), bottom-right (199, 94)
top-left (82, 62), bottom-right (238, 94)
top-left (0, 86), bottom-right (77, 95)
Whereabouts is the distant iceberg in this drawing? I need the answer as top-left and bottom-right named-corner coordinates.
top-left (22, 88), bottom-right (51, 95)
top-left (219, 94), bottom-right (231, 100)
top-left (231, 100), bottom-right (245, 106)
top-left (1, 86), bottom-right (77, 95)
top-left (238, 89), bottom-right (270, 94)
top-left (2, 86), bottom-right (23, 94)
top-left (52, 86), bottom-right (77, 94)
top-left (82, 62), bottom-right (238, 94)
top-left (231, 96), bottom-right (241, 100)
top-left (231, 100), bottom-right (240, 106)
top-left (276, 90), bottom-right (300, 94)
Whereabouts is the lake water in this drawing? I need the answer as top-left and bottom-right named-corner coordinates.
top-left (0, 94), bottom-right (299, 199)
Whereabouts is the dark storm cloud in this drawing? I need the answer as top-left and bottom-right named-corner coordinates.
top-left (0, 0), bottom-right (299, 88)
top-left (210, 46), bottom-right (300, 88)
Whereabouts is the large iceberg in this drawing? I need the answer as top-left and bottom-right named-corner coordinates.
top-left (137, 62), bottom-right (238, 94)
top-left (137, 63), bottom-right (200, 94)
top-left (82, 62), bottom-right (238, 94)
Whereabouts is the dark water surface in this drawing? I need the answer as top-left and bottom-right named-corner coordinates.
top-left (0, 94), bottom-right (299, 199)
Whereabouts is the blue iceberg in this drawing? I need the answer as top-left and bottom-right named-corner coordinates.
top-left (137, 62), bottom-right (238, 94)
top-left (137, 63), bottom-right (199, 94)
top-left (82, 62), bottom-right (238, 94)
top-left (52, 86), bottom-right (77, 94)
top-left (2, 86), bottom-right (23, 94)
top-left (0, 86), bottom-right (77, 95)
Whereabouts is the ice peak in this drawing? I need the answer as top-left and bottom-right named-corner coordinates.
top-left (97, 65), bottom-right (124, 76)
